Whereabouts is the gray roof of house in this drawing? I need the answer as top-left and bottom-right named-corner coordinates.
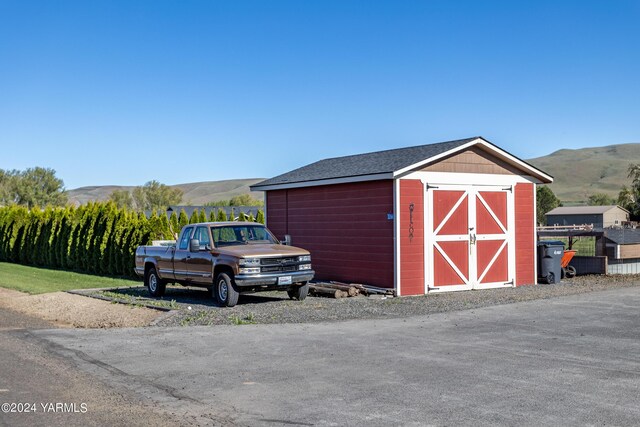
top-left (605, 229), bottom-right (640, 245)
top-left (252, 137), bottom-right (479, 188)
top-left (546, 205), bottom-right (628, 216)
top-left (252, 136), bottom-right (553, 189)
top-left (146, 205), bottom-right (261, 218)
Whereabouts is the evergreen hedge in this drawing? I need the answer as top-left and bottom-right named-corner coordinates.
top-left (0, 203), bottom-right (265, 278)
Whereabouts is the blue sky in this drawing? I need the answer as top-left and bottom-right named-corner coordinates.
top-left (1, 0), bottom-right (638, 189)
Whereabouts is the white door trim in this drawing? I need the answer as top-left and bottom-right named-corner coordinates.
top-left (426, 184), bottom-right (515, 293)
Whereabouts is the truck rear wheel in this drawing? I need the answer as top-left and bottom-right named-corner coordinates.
top-left (287, 282), bottom-right (309, 301)
top-left (215, 272), bottom-right (239, 307)
top-left (146, 266), bottom-right (166, 297)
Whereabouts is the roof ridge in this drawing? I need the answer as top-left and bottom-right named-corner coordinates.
top-left (317, 136), bottom-right (481, 163)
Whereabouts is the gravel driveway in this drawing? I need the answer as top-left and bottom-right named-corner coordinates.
top-left (86, 275), bottom-right (640, 327)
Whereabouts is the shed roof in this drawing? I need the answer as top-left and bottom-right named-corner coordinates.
top-left (546, 205), bottom-right (629, 216)
top-left (605, 229), bottom-right (640, 245)
top-left (252, 136), bottom-right (552, 190)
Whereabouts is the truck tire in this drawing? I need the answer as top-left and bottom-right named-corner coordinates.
top-left (287, 282), bottom-right (309, 301)
top-left (146, 266), bottom-right (166, 297)
top-left (215, 272), bottom-right (239, 307)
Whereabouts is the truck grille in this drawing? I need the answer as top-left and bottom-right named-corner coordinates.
top-left (260, 257), bottom-right (299, 273)
top-left (261, 265), bottom-right (298, 273)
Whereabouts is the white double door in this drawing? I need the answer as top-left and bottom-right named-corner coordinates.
top-left (426, 184), bottom-right (515, 292)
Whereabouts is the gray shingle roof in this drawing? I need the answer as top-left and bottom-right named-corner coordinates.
top-left (605, 229), bottom-right (640, 245)
top-left (252, 137), bottom-right (479, 188)
top-left (546, 206), bottom-right (627, 216)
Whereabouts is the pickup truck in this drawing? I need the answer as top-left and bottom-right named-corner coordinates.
top-left (135, 222), bottom-right (314, 307)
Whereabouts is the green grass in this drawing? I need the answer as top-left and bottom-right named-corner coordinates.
top-left (0, 262), bottom-right (141, 294)
top-left (540, 237), bottom-right (596, 256)
top-left (229, 312), bottom-right (256, 325)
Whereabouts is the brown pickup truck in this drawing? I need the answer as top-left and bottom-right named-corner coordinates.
top-left (135, 222), bottom-right (314, 307)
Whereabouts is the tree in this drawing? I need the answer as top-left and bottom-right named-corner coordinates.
top-left (229, 194), bottom-right (263, 207)
top-left (7, 167), bottom-right (67, 208)
top-left (624, 164), bottom-right (640, 218)
top-left (536, 186), bottom-right (561, 225)
top-left (587, 193), bottom-right (615, 206)
top-left (189, 209), bottom-right (200, 224)
top-left (256, 209), bottom-right (265, 224)
top-left (178, 209), bottom-right (189, 229)
top-left (109, 190), bottom-right (134, 209)
top-left (618, 185), bottom-right (636, 215)
top-left (169, 212), bottom-right (180, 238)
top-left (205, 193), bottom-right (264, 207)
top-left (0, 170), bottom-right (13, 205)
top-left (132, 180), bottom-right (182, 211)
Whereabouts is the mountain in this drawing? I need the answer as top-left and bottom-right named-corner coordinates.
top-left (66, 143), bottom-right (640, 207)
top-left (527, 143), bottom-right (640, 205)
top-left (66, 178), bottom-right (266, 206)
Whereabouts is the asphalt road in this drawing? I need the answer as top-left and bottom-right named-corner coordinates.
top-left (0, 308), bottom-right (188, 427)
top-left (3, 287), bottom-right (640, 426)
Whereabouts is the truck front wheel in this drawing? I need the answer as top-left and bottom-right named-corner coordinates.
top-left (215, 272), bottom-right (239, 307)
top-left (146, 266), bottom-right (166, 297)
top-left (287, 282), bottom-right (309, 301)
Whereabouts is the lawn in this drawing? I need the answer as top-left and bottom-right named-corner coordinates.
top-left (0, 262), bottom-right (141, 294)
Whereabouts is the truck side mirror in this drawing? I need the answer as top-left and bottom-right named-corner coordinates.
top-left (283, 235), bottom-right (292, 246)
top-left (189, 239), bottom-right (200, 252)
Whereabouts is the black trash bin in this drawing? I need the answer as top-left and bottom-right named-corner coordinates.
top-left (537, 240), bottom-right (565, 284)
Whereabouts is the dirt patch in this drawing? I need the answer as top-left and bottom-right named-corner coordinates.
top-left (0, 287), bottom-right (162, 328)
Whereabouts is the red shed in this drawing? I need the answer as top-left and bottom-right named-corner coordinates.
top-left (251, 137), bottom-right (552, 296)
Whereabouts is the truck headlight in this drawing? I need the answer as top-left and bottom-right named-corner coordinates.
top-left (239, 267), bottom-right (261, 274)
top-left (239, 258), bottom-right (261, 267)
top-left (298, 255), bottom-right (311, 262)
top-left (299, 264), bottom-right (312, 271)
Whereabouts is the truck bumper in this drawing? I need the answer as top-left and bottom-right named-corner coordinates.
top-left (234, 271), bottom-right (315, 287)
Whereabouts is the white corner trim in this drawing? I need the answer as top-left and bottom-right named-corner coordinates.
top-left (394, 179), bottom-right (401, 296)
top-left (532, 183), bottom-right (538, 285)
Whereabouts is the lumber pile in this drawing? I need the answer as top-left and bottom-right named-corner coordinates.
top-left (309, 281), bottom-right (395, 299)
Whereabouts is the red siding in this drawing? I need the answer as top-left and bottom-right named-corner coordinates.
top-left (400, 180), bottom-right (424, 295)
top-left (265, 181), bottom-right (394, 288)
top-left (266, 191), bottom-right (287, 238)
top-left (515, 183), bottom-right (535, 285)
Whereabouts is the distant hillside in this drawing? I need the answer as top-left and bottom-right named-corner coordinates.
top-left (527, 143), bottom-right (640, 205)
top-left (66, 178), bottom-right (265, 206)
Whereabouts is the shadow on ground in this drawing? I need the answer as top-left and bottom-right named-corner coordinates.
top-left (104, 285), bottom-right (289, 308)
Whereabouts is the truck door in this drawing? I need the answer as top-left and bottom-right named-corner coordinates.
top-left (189, 226), bottom-right (215, 285)
top-left (173, 226), bottom-right (193, 282)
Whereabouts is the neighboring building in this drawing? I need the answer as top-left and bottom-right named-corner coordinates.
top-left (545, 205), bottom-right (629, 229)
top-left (605, 229), bottom-right (640, 274)
top-left (251, 136), bottom-right (552, 296)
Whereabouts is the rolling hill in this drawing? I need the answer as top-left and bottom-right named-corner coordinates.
top-left (66, 143), bottom-right (640, 207)
top-left (527, 143), bottom-right (640, 204)
top-left (66, 178), bottom-right (266, 206)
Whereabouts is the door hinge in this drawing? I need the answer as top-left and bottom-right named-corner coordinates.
top-left (426, 184), bottom-right (440, 191)
top-left (502, 186), bottom-right (513, 193)
top-left (505, 280), bottom-right (515, 287)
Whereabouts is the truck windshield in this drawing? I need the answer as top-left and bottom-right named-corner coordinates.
top-left (211, 225), bottom-right (278, 247)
